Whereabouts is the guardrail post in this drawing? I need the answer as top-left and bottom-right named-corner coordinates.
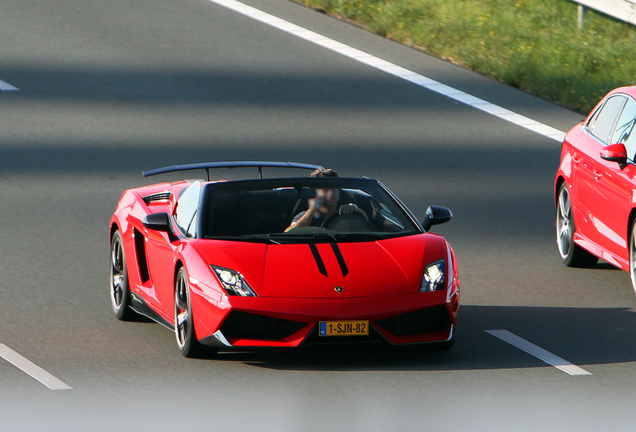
top-left (578, 4), bottom-right (586, 29)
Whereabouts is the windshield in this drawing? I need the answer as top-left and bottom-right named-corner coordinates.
top-left (199, 178), bottom-right (421, 242)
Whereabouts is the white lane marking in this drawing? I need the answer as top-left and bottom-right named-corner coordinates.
top-left (486, 330), bottom-right (592, 376)
top-left (0, 344), bottom-right (73, 390)
top-left (0, 79), bottom-right (19, 91)
top-left (209, 0), bottom-right (566, 142)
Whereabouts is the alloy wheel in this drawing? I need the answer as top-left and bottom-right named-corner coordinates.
top-left (556, 186), bottom-right (572, 259)
top-left (630, 221), bottom-right (636, 294)
top-left (175, 271), bottom-right (190, 350)
top-left (111, 235), bottom-right (125, 311)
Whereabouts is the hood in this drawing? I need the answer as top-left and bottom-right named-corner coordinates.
top-left (194, 234), bottom-right (444, 298)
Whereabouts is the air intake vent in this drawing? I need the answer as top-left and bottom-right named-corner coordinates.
top-left (220, 311), bottom-right (307, 340)
top-left (142, 191), bottom-right (171, 205)
top-left (133, 228), bottom-right (150, 284)
top-left (374, 305), bottom-right (450, 336)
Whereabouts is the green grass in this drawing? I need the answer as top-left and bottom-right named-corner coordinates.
top-left (294, 0), bottom-right (636, 113)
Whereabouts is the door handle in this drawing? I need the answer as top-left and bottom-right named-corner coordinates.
top-left (594, 170), bottom-right (603, 180)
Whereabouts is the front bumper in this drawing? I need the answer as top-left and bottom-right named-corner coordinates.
top-left (194, 290), bottom-right (458, 348)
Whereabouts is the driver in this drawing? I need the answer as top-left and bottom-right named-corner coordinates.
top-left (285, 168), bottom-right (363, 231)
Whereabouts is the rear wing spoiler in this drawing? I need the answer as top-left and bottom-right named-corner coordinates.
top-left (143, 161), bottom-right (323, 181)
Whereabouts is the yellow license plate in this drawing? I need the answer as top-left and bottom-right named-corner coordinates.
top-left (319, 320), bottom-right (369, 336)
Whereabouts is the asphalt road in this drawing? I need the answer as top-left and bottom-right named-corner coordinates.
top-left (1, 0), bottom-right (636, 430)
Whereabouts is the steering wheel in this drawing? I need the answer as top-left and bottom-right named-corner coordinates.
top-left (321, 204), bottom-right (369, 229)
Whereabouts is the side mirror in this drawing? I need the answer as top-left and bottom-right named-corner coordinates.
top-left (422, 206), bottom-right (452, 232)
top-left (600, 143), bottom-right (628, 168)
top-left (142, 212), bottom-right (172, 232)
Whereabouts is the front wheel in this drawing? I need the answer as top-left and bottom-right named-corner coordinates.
top-left (629, 220), bottom-right (636, 294)
top-left (556, 184), bottom-right (598, 268)
top-left (175, 267), bottom-right (213, 358)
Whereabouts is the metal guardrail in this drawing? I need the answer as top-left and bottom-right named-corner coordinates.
top-left (573, 0), bottom-right (636, 28)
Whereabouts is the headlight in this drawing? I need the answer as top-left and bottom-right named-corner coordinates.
top-left (211, 266), bottom-right (257, 297)
top-left (419, 259), bottom-right (445, 292)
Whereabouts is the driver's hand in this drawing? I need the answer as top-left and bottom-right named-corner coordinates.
top-left (309, 198), bottom-right (323, 213)
top-left (339, 203), bottom-right (359, 215)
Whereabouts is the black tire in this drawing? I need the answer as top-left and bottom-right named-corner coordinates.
top-left (175, 267), bottom-right (214, 358)
top-left (556, 184), bottom-right (598, 268)
top-left (110, 230), bottom-right (136, 321)
top-left (629, 220), bottom-right (636, 294)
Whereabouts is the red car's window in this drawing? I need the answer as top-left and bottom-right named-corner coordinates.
top-left (175, 181), bottom-right (202, 237)
top-left (611, 99), bottom-right (636, 160)
top-left (201, 179), bottom-right (422, 241)
top-left (589, 96), bottom-right (626, 144)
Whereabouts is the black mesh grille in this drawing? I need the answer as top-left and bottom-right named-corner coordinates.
top-left (220, 311), bottom-right (307, 340)
top-left (374, 305), bottom-right (450, 336)
top-left (142, 192), bottom-right (171, 204)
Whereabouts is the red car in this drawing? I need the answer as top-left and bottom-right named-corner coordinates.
top-left (109, 161), bottom-right (459, 357)
top-left (555, 86), bottom-right (636, 290)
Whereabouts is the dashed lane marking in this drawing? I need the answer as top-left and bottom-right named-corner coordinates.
top-left (0, 79), bottom-right (19, 91)
top-left (208, 0), bottom-right (566, 142)
top-left (0, 344), bottom-right (72, 390)
top-left (486, 330), bottom-right (592, 376)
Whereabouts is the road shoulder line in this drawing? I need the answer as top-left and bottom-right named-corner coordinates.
top-left (486, 330), bottom-right (592, 376)
top-left (0, 344), bottom-right (72, 390)
top-left (0, 79), bottom-right (19, 91)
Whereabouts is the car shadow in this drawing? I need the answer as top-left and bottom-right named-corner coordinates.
top-left (201, 305), bottom-right (636, 371)
top-left (594, 262), bottom-right (622, 271)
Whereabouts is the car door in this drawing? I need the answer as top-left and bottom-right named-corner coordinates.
top-left (146, 181), bottom-right (201, 318)
top-left (592, 98), bottom-right (636, 264)
top-left (572, 95), bottom-right (626, 249)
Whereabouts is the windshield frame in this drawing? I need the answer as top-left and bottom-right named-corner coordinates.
top-left (197, 177), bottom-right (424, 242)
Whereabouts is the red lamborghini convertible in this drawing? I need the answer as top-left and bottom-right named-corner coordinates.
top-left (109, 162), bottom-right (459, 357)
top-left (555, 86), bottom-right (636, 291)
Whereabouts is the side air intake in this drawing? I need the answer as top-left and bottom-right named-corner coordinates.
top-left (133, 228), bottom-right (150, 284)
top-left (142, 192), bottom-right (171, 205)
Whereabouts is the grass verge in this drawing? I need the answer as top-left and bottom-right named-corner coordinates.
top-left (292, 0), bottom-right (636, 114)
